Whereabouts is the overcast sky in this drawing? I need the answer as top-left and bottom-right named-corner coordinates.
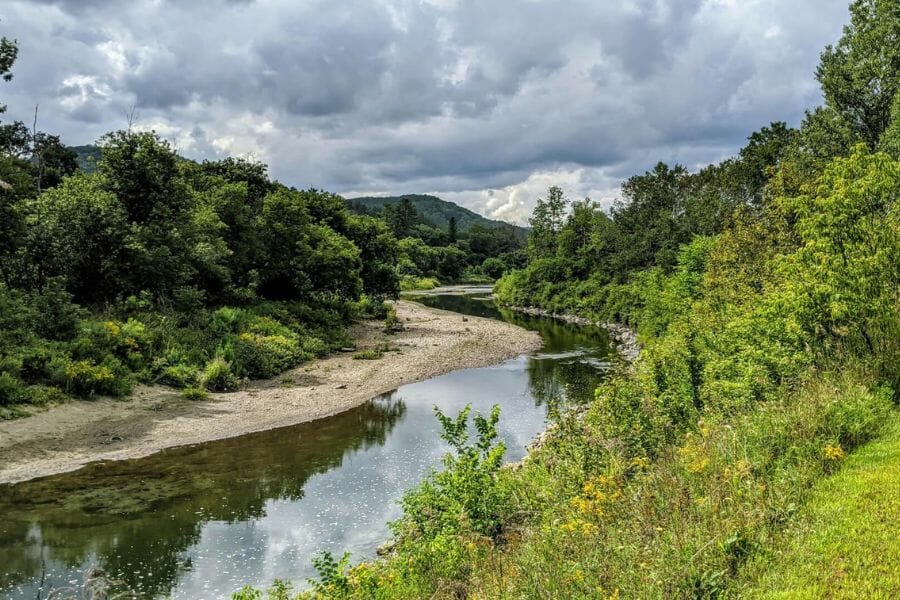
top-left (1, 0), bottom-right (850, 224)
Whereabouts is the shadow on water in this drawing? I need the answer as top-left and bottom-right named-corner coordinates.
top-left (1, 289), bottom-right (616, 599)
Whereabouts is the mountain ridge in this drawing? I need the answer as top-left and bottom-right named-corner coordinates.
top-left (346, 194), bottom-right (528, 239)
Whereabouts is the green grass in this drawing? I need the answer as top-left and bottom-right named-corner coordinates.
top-left (743, 412), bottom-right (900, 599)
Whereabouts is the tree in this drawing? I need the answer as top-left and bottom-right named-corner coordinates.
top-left (32, 133), bottom-right (78, 190)
top-left (97, 130), bottom-right (195, 298)
top-left (527, 186), bottom-right (567, 259)
top-left (612, 162), bottom-right (688, 272)
top-left (256, 188), bottom-right (362, 300)
top-left (737, 122), bottom-right (797, 202)
top-left (879, 92), bottom-right (900, 157)
top-left (776, 145), bottom-right (899, 379)
top-left (382, 197), bottom-right (419, 238)
top-left (21, 174), bottom-right (128, 302)
top-left (98, 130), bottom-right (188, 225)
top-left (345, 214), bottom-right (400, 299)
top-left (448, 216), bottom-right (458, 243)
top-left (816, 0), bottom-right (900, 148)
top-left (198, 157), bottom-right (272, 206)
top-left (0, 35), bottom-right (17, 114)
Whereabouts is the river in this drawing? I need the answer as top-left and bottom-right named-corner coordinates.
top-left (0, 287), bottom-right (618, 599)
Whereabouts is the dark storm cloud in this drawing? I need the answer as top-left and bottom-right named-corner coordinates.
top-left (1, 0), bottom-right (851, 223)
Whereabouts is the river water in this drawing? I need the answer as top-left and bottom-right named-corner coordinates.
top-left (0, 288), bottom-right (618, 599)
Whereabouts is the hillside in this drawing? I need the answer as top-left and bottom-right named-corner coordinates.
top-left (346, 194), bottom-right (528, 240)
top-left (68, 144), bottom-right (102, 173)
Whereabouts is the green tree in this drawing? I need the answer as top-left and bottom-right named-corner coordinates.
top-left (345, 214), bottom-right (400, 298)
top-left (382, 197), bottom-right (419, 238)
top-left (32, 133), bottom-right (78, 191)
top-left (528, 185), bottom-right (568, 259)
top-left (0, 35), bottom-right (17, 114)
top-left (816, 0), bottom-right (900, 148)
top-left (21, 174), bottom-right (128, 302)
top-left (613, 162), bottom-right (689, 272)
top-left (448, 215), bottom-right (458, 243)
top-left (777, 145), bottom-right (899, 382)
top-left (737, 121), bottom-right (797, 202)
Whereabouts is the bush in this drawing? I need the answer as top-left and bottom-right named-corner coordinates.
top-left (396, 405), bottom-right (509, 541)
top-left (181, 386), bottom-right (210, 401)
top-left (55, 357), bottom-right (131, 398)
top-left (383, 306), bottom-right (402, 333)
top-left (29, 278), bottom-right (85, 341)
top-left (399, 276), bottom-right (440, 291)
top-left (200, 357), bottom-right (238, 392)
top-left (353, 349), bottom-right (383, 360)
top-left (233, 332), bottom-right (308, 379)
top-left (353, 295), bottom-right (390, 319)
top-left (0, 373), bottom-right (31, 406)
top-left (159, 362), bottom-right (199, 387)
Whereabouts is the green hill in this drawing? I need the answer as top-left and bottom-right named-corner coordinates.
top-left (346, 194), bottom-right (528, 240)
top-left (68, 144), bottom-right (102, 173)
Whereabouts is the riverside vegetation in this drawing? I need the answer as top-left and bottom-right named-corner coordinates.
top-left (0, 47), bottom-right (524, 418)
top-left (233, 1), bottom-right (899, 598)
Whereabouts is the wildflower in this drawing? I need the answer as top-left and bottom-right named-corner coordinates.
top-left (823, 443), bottom-right (844, 461)
top-left (629, 456), bottom-right (650, 471)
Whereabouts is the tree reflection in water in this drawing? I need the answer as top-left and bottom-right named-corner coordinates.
top-left (0, 396), bottom-right (405, 598)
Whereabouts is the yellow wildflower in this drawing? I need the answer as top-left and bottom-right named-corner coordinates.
top-left (823, 443), bottom-right (845, 461)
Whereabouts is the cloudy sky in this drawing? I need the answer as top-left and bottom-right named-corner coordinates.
top-left (1, 0), bottom-right (850, 224)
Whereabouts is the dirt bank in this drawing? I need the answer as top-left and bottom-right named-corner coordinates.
top-left (0, 300), bottom-right (541, 484)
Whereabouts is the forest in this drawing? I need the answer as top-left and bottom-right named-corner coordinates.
top-left (0, 39), bottom-right (521, 415)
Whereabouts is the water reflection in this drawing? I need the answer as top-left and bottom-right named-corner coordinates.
top-left (1, 292), bottom-right (615, 599)
top-left (1, 398), bottom-right (406, 598)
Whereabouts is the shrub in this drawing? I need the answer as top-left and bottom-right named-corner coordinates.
top-left (18, 345), bottom-right (59, 383)
top-left (396, 405), bottom-right (509, 541)
top-left (233, 332), bottom-right (308, 379)
top-left (56, 357), bottom-right (130, 398)
top-left (353, 349), bottom-right (383, 360)
top-left (383, 306), bottom-right (402, 333)
top-left (181, 386), bottom-right (210, 401)
top-left (353, 295), bottom-right (390, 319)
top-left (159, 362), bottom-right (199, 388)
top-left (29, 278), bottom-right (85, 341)
top-left (28, 385), bottom-right (67, 406)
top-left (399, 276), bottom-right (440, 291)
top-left (200, 357), bottom-right (238, 392)
top-left (300, 335), bottom-right (328, 357)
top-left (0, 373), bottom-right (31, 406)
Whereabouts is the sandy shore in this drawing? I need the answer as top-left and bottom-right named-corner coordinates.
top-left (0, 300), bottom-right (541, 484)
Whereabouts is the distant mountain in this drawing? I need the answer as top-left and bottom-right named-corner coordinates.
top-left (346, 194), bottom-right (528, 239)
top-left (68, 144), bottom-right (102, 173)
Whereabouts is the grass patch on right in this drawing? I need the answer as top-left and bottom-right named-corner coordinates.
top-left (742, 412), bottom-right (900, 599)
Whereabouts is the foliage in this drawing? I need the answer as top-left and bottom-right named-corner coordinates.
top-left (180, 386), bottom-right (209, 401)
top-left (816, 0), bottom-right (900, 147)
top-left (398, 276), bottom-right (440, 291)
top-left (200, 357), bottom-right (239, 392)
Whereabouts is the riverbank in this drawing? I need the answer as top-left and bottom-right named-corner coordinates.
top-left (0, 300), bottom-right (542, 484)
top-left (506, 305), bottom-right (641, 362)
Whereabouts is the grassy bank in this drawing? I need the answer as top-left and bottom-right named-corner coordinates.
top-left (741, 413), bottom-right (900, 599)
